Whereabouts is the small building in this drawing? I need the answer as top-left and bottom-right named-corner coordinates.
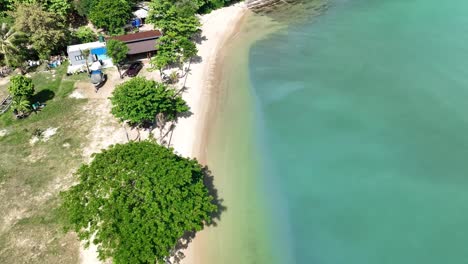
top-left (67, 42), bottom-right (105, 66)
top-left (109, 30), bottom-right (162, 60)
top-left (66, 42), bottom-right (113, 74)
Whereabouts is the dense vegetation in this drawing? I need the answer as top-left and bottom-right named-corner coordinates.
top-left (60, 141), bottom-right (217, 264)
top-left (110, 77), bottom-right (189, 127)
top-left (0, 0), bottom-right (237, 68)
top-left (8, 75), bottom-right (34, 114)
top-left (106, 39), bottom-right (129, 78)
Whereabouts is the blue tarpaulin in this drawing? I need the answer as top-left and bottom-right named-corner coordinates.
top-left (91, 47), bottom-right (106, 56)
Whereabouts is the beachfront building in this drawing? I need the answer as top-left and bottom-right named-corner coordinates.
top-left (66, 30), bottom-right (161, 74)
top-left (109, 30), bottom-right (163, 60)
top-left (66, 42), bottom-right (113, 74)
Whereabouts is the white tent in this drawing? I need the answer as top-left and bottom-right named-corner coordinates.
top-left (89, 61), bottom-right (102, 71)
top-left (133, 9), bottom-right (148, 19)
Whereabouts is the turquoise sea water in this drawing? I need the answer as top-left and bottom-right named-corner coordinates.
top-left (246, 0), bottom-right (468, 263)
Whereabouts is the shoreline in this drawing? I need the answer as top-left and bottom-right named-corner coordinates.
top-left (168, 3), bottom-right (249, 263)
top-left (194, 7), bottom-right (250, 165)
top-left (170, 3), bottom-right (248, 160)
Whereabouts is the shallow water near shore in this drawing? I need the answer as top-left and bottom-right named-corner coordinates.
top-left (205, 0), bottom-right (468, 263)
top-left (250, 0), bottom-right (468, 263)
top-left (199, 12), bottom-right (282, 264)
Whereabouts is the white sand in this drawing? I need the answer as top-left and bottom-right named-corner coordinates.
top-left (169, 3), bottom-right (248, 264)
top-left (29, 127), bottom-right (58, 145)
top-left (69, 90), bottom-right (85, 99)
top-left (42, 127), bottom-right (58, 142)
top-left (170, 3), bottom-right (247, 158)
top-left (0, 129), bottom-right (8, 137)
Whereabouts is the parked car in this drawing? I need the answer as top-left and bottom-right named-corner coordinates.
top-left (124, 62), bottom-right (143, 77)
top-left (90, 70), bottom-right (107, 91)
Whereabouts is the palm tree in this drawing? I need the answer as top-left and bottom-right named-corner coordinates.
top-left (168, 70), bottom-right (179, 84)
top-left (0, 23), bottom-right (25, 67)
top-left (80, 49), bottom-right (91, 74)
top-left (11, 97), bottom-right (30, 117)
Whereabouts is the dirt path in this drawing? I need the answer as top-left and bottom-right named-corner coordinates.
top-left (0, 77), bottom-right (10, 98)
top-left (71, 67), bottom-right (159, 263)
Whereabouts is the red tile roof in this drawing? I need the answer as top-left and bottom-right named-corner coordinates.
top-left (109, 30), bottom-right (162, 43)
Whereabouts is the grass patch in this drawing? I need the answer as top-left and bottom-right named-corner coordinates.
top-left (0, 63), bottom-right (93, 263)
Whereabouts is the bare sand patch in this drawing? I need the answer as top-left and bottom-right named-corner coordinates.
top-left (69, 90), bottom-right (85, 99)
top-left (0, 129), bottom-right (8, 137)
top-left (42, 127), bottom-right (58, 142)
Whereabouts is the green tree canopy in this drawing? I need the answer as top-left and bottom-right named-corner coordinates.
top-left (148, 0), bottom-right (201, 39)
top-left (197, 0), bottom-right (234, 14)
top-left (88, 0), bottom-right (131, 35)
top-left (11, 96), bottom-right (30, 115)
top-left (8, 75), bottom-right (34, 99)
top-left (72, 0), bottom-right (96, 17)
top-left (151, 32), bottom-right (197, 71)
top-left (60, 141), bottom-right (217, 264)
top-left (5, 0), bottom-right (72, 16)
top-left (46, 0), bottom-right (72, 18)
top-left (72, 26), bottom-right (97, 43)
top-left (150, 50), bottom-right (173, 73)
top-left (106, 39), bottom-right (128, 78)
top-left (110, 77), bottom-right (189, 126)
top-left (12, 3), bottom-right (67, 60)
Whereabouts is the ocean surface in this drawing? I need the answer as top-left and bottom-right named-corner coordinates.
top-left (206, 0), bottom-right (468, 263)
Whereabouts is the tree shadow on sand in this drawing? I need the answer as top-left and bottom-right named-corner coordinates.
top-left (167, 166), bottom-right (226, 264)
top-left (193, 32), bottom-right (208, 45)
top-left (190, 55), bottom-right (203, 64)
top-left (176, 110), bottom-right (193, 119)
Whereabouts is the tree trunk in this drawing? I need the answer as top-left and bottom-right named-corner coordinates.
top-left (18, 65), bottom-right (26, 75)
top-left (156, 113), bottom-right (167, 144)
top-left (122, 123), bottom-right (130, 142)
top-left (117, 65), bottom-right (123, 79)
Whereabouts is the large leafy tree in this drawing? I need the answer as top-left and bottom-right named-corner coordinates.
top-left (148, 0), bottom-right (201, 39)
top-left (106, 39), bottom-right (129, 78)
top-left (110, 77), bottom-right (189, 126)
top-left (73, 0), bottom-right (96, 17)
top-left (197, 0), bottom-right (233, 13)
top-left (13, 3), bottom-right (67, 60)
top-left (60, 141), bottom-right (217, 264)
top-left (0, 22), bottom-right (26, 67)
top-left (72, 26), bottom-right (97, 44)
top-left (8, 75), bottom-right (34, 99)
top-left (46, 0), bottom-right (72, 18)
top-left (8, 75), bottom-right (34, 115)
top-left (5, 0), bottom-right (72, 18)
top-left (88, 0), bottom-right (132, 35)
top-left (151, 32), bottom-right (197, 73)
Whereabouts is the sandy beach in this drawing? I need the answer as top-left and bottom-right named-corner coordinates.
top-left (170, 3), bottom-right (248, 262)
top-left (78, 3), bottom-right (248, 264)
top-left (170, 3), bottom-right (248, 159)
